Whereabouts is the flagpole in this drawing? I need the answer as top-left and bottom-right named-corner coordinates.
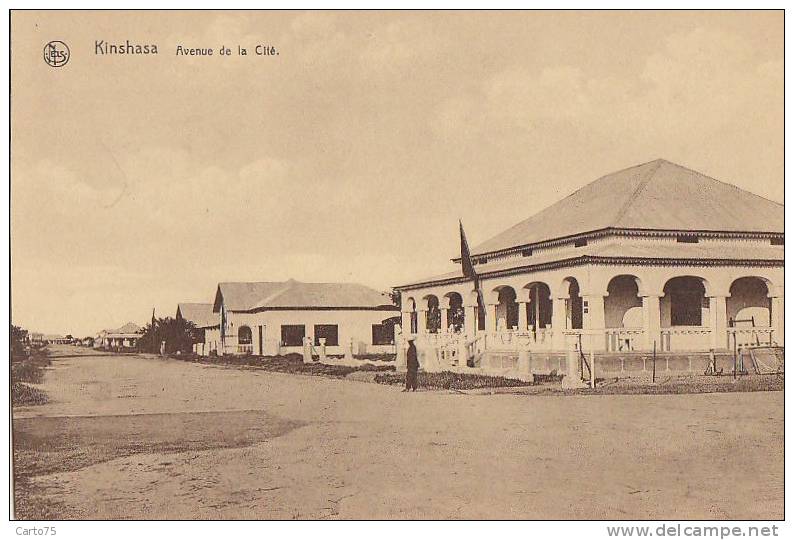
top-left (459, 219), bottom-right (483, 333)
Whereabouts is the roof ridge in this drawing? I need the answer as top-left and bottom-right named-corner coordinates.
top-left (256, 281), bottom-right (295, 308)
top-left (611, 159), bottom-right (664, 226)
top-left (549, 158), bottom-right (663, 209)
top-left (665, 160), bottom-right (783, 207)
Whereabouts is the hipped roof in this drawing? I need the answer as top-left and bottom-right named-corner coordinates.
top-left (471, 159), bottom-right (784, 257)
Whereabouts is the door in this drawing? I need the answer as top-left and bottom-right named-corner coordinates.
top-left (258, 325), bottom-right (264, 356)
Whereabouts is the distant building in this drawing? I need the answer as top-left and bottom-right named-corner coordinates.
top-left (211, 279), bottom-right (399, 356)
top-left (175, 303), bottom-right (220, 356)
top-left (43, 335), bottom-right (71, 345)
top-left (95, 322), bottom-right (144, 351)
top-left (395, 159), bottom-right (783, 378)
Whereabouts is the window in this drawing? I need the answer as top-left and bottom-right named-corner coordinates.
top-left (238, 325), bottom-right (252, 345)
top-left (521, 248), bottom-right (533, 257)
top-left (314, 324), bottom-right (339, 346)
top-left (676, 234), bottom-right (699, 243)
top-left (281, 325), bottom-right (305, 347)
top-left (771, 237), bottom-right (784, 246)
top-left (574, 238), bottom-right (588, 247)
top-left (372, 324), bottom-right (394, 345)
top-left (475, 257), bottom-right (488, 265)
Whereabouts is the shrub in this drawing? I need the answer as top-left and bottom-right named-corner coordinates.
top-left (374, 371), bottom-right (531, 390)
top-left (352, 353), bottom-right (396, 362)
top-left (12, 383), bottom-right (48, 406)
top-left (11, 349), bottom-right (50, 384)
top-left (189, 353), bottom-right (396, 377)
top-left (352, 363), bottom-right (396, 373)
top-left (533, 370), bottom-right (563, 384)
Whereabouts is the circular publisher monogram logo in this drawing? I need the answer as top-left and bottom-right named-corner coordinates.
top-left (43, 41), bottom-right (70, 67)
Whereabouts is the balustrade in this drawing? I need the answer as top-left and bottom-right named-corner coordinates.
top-left (727, 327), bottom-right (775, 349)
top-left (660, 327), bottom-right (712, 352)
top-left (605, 328), bottom-right (644, 352)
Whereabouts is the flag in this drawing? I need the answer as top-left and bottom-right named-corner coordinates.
top-left (459, 220), bottom-right (476, 279)
top-left (460, 220), bottom-right (485, 320)
top-left (151, 308), bottom-right (157, 352)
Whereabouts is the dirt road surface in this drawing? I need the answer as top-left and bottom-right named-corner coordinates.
top-left (13, 345), bottom-right (783, 519)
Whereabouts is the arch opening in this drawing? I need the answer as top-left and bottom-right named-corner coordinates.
top-left (728, 277), bottom-right (771, 327)
top-left (662, 276), bottom-right (707, 327)
top-left (524, 282), bottom-right (552, 330)
top-left (495, 286), bottom-right (519, 330)
top-left (563, 278), bottom-right (583, 330)
top-left (405, 297), bottom-right (418, 334)
top-left (238, 325), bottom-right (252, 345)
top-left (605, 275), bottom-right (643, 328)
top-left (424, 295), bottom-right (441, 333)
top-left (446, 292), bottom-right (465, 332)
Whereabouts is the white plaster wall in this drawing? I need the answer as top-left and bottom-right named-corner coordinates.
top-left (223, 309), bottom-right (398, 355)
top-left (201, 327), bottom-right (221, 355)
top-left (475, 232), bottom-right (782, 269)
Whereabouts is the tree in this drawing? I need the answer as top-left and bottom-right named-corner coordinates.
top-left (138, 317), bottom-right (198, 355)
top-left (389, 288), bottom-right (401, 310)
top-left (10, 325), bottom-right (28, 360)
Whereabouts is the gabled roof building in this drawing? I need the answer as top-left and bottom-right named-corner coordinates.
top-left (211, 279), bottom-right (399, 356)
top-left (176, 302), bottom-right (220, 356)
top-left (395, 159), bottom-right (783, 379)
top-left (95, 322), bottom-right (144, 350)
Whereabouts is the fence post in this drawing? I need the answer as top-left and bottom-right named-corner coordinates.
top-left (517, 349), bottom-right (531, 382)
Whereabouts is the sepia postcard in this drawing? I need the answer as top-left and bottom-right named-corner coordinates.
top-left (7, 8), bottom-right (786, 528)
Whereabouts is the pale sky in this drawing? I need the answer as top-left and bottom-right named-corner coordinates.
top-left (11, 10), bottom-right (783, 336)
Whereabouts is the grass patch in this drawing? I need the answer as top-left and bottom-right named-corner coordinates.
top-left (12, 383), bottom-right (49, 406)
top-left (374, 371), bottom-right (532, 390)
top-left (11, 348), bottom-right (51, 406)
top-left (187, 352), bottom-right (396, 378)
top-left (352, 353), bottom-right (395, 362)
top-left (576, 374), bottom-right (785, 395)
top-left (11, 349), bottom-right (51, 384)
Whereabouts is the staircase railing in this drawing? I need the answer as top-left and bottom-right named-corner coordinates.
top-left (464, 334), bottom-right (487, 367)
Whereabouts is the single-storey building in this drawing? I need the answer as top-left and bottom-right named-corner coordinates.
top-left (395, 159), bottom-right (783, 380)
top-left (43, 335), bottom-right (71, 345)
top-left (212, 279), bottom-right (400, 356)
top-left (94, 322), bottom-right (144, 351)
top-left (175, 302), bottom-right (221, 356)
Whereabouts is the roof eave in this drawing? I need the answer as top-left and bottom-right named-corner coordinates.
top-left (454, 227), bottom-right (785, 263)
top-left (399, 254), bottom-right (784, 292)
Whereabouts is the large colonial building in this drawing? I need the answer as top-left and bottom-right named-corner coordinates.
top-left (211, 279), bottom-right (399, 356)
top-left (395, 159), bottom-right (783, 379)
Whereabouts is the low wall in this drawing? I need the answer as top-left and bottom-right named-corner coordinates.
top-left (478, 350), bottom-right (738, 378)
top-left (525, 351), bottom-right (736, 378)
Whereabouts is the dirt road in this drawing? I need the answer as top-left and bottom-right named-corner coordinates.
top-left (13, 345), bottom-right (783, 519)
